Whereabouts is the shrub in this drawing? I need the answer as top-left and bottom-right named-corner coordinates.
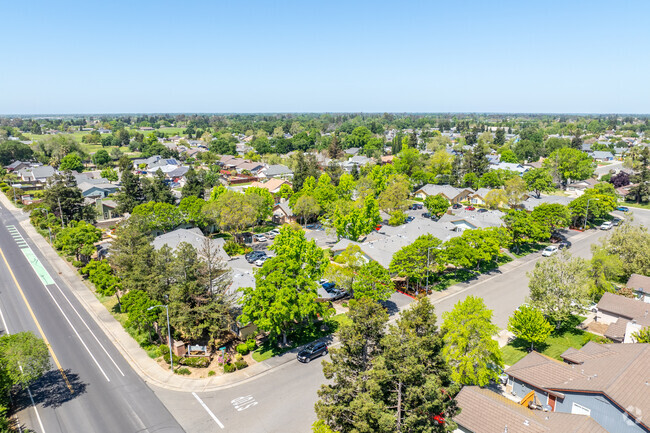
top-left (235, 353), bottom-right (243, 362)
top-left (235, 360), bottom-right (248, 370)
top-left (246, 338), bottom-right (256, 351)
top-left (181, 356), bottom-right (210, 368)
top-left (208, 370), bottom-right (216, 377)
top-left (163, 351), bottom-right (181, 365)
top-left (388, 210), bottom-right (407, 226)
top-left (236, 343), bottom-right (250, 356)
top-left (224, 240), bottom-right (245, 256)
top-left (72, 260), bottom-right (84, 268)
top-left (158, 344), bottom-right (169, 357)
top-left (223, 363), bottom-right (236, 373)
top-left (175, 368), bottom-right (191, 375)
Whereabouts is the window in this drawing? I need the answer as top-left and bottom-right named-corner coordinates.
top-left (571, 402), bottom-right (591, 416)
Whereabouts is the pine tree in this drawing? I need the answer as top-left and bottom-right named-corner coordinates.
top-left (116, 168), bottom-right (145, 214)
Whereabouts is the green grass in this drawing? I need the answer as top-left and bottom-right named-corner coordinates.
top-left (431, 254), bottom-right (512, 291)
top-left (251, 315), bottom-right (347, 362)
top-left (623, 201), bottom-right (650, 210)
top-left (509, 242), bottom-right (548, 258)
top-left (501, 315), bottom-right (610, 366)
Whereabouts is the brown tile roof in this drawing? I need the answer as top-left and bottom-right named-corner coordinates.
top-left (604, 318), bottom-right (628, 342)
top-left (511, 343), bottom-right (650, 429)
top-left (454, 387), bottom-right (607, 433)
top-left (627, 273), bottom-right (650, 294)
top-left (597, 292), bottom-right (650, 320)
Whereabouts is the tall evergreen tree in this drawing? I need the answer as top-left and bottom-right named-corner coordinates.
top-left (116, 168), bottom-right (145, 214)
top-left (181, 168), bottom-right (205, 199)
top-left (143, 168), bottom-right (175, 204)
top-left (44, 172), bottom-right (95, 223)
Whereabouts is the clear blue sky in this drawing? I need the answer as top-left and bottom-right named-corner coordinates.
top-left (1, 0), bottom-right (649, 114)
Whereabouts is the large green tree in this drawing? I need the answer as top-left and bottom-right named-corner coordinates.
top-left (351, 261), bottom-right (394, 301)
top-left (424, 194), bottom-right (450, 218)
top-left (44, 173), bottom-right (95, 223)
top-left (54, 220), bottom-right (102, 262)
top-left (116, 168), bottom-right (145, 214)
top-left (523, 168), bottom-right (555, 198)
top-left (390, 234), bottom-right (443, 291)
top-left (543, 148), bottom-right (594, 187)
top-left (441, 296), bottom-right (503, 386)
top-left (142, 169), bottom-right (175, 204)
top-left (507, 305), bottom-right (553, 351)
top-left (59, 153), bottom-right (84, 172)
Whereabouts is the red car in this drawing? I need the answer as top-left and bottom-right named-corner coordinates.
top-left (465, 206), bottom-right (476, 211)
top-left (375, 224), bottom-right (382, 231)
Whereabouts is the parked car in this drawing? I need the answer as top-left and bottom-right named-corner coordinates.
top-left (375, 224), bottom-right (382, 231)
top-left (321, 281), bottom-right (336, 291)
top-left (254, 257), bottom-right (269, 267)
top-left (612, 217), bottom-right (622, 226)
top-left (253, 234), bottom-right (268, 242)
top-left (265, 231), bottom-right (276, 239)
top-left (465, 206), bottom-right (476, 211)
top-left (297, 342), bottom-right (328, 363)
top-left (406, 216), bottom-right (415, 223)
top-left (452, 203), bottom-right (463, 209)
top-left (616, 206), bottom-right (629, 212)
top-left (542, 245), bottom-right (559, 257)
top-left (600, 221), bottom-right (614, 230)
top-left (245, 251), bottom-right (267, 263)
top-left (422, 212), bottom-right (431, 218)
top-left (409, 203), bottom-right (423, 210)
top-left (477, 208), bottom-right (488, 213)
top-left (558, 241), bottom-right (570, 249)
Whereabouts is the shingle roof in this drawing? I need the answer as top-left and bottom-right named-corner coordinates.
top-left (626, 273), bottom-right (650, 294)
top-left (264, 164), bottom-right (293, 177)
top-left (152, 228), bottom-right (229, 261)
top-left (596, 292), bottom-right (650, 320)
top-left (454, 387), bottom-right (607, 433)
top-left (415, 184), bottom-right (472, 200)
top-left (604, 318), bottom-right (628, 342)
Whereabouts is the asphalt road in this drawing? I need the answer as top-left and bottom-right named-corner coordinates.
top-left (0, 203), bottom-right (183, 433)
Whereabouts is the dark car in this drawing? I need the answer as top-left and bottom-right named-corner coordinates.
top-left (245, 251), bottom-right (267, 263)
top-left (558, 241), bottom-right (571, 249)
top-left (477, 208), bottom-right (488, 213)
top-left (297, 342), bottom-right (328, 363)
top-left (413, 203), bottom-right (423, 210)
top-left (452, 203), bottom-right (463, 209)
top-left (406, 216), bottom-right (415, 223)
top-left (422, 212), bottom-right (431, 218)
top-left (322, 281), bottom-right (336, 291)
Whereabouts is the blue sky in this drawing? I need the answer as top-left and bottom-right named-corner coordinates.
top-left (1, 0), bottom-right (649, 114)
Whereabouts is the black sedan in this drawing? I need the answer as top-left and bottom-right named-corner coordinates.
top-left (297, 342), bottom-right (328, 363)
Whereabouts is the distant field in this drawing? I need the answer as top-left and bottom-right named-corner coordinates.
top-left (128, 127), bottom-right (186, 136)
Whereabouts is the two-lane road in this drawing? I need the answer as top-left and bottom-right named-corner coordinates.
top-left (0, 203), bottom-right (183, 433)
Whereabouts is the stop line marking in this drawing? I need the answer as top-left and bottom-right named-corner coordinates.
top-left (192, 392), bottom-right (225, 429)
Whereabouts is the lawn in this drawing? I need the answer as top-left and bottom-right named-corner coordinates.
top-left (508, 242), bottom-right (548, 258)
top-left (252, 313), bottom-right (349, 363)
top-left (623, 201), bottom-right (650, 210)
top-left (501, 315), bottom-right (610, 366)
top-left (430, 254), bottom-right (513, 291)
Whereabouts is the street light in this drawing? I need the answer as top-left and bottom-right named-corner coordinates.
top-left (582, 198), bottom-right (593, 231)
top-left (148, 304), bottom-right (173, 372)
top-left (38, 208), bottom-right (53, 245)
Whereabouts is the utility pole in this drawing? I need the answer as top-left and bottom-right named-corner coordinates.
top-left (57, 197), bottom-right (64, 228)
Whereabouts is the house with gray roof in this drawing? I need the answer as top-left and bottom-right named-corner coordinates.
top-left (344, 147), bottom-right (360, 156)
top-left (592, 151), bottom-right (615, 162)
top-left (505, 343), bottom-right (650, 432)
top-left (4, 160), bottom-right (30, 172)
top-left (595, 292), bottom-right (650, 343)
top-left (468, 188), bottom-right (492, 206)
top-left (413, 184), bottom-right (473, 204)
top-left (490, 161), bottom-right (530, 175)
top-left (152, 228), bottom-right (229, 262)
top-left (262, 164), bottom-right (293, 179)
top-left (437, 209), bottom-right (505, 231)
top-left (77, 182), bottom-right (119, 199)
top-left (520, 195), bottom-right (573, 211)
top-left (626, 274), bottom-right (650, 302)
top-left (17, 165), bottom-right (56, 182)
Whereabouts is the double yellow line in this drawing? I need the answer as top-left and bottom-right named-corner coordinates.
top-left (0, 246), bottom-right (73, 394)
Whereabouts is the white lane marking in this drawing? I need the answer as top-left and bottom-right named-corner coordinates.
top-left (231, 395), bottom-right (258, 411)
top-left (192, 392), bottom-right (225, 429)
top-left (0, 304), bottom-right (46, 433)
top-left (5, 225), bottom-right (112, 381)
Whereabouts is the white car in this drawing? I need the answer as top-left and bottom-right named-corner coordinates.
top-left (542, 245), bottom-right (558, 257)
top-left (254, 257), bottom-right (269, 267)
top-left (253, 234), bottom-right (268, 242)
top-left (600, 221), bottom-right (614, 230)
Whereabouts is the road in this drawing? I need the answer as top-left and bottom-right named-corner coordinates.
top-left (0, 202), bottom-right (183, 433)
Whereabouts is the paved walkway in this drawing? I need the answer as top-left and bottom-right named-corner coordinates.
top-left (0, 192), bottom-right (589, 392)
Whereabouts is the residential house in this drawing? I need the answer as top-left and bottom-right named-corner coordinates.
top-left (614, 147), bottom-right (627, 160)
top-left (413, 184), bottom-right (473, 204)
top-left (505, 343), bottom-right (650, 433)
top-left (344, 147), bottom-right (360, 156)
top-left (592, 151), bottom-right (615, 162)
top-left (272, 202), bottom-right (297, 225)
top-left (490, 161), bottom-right (530, 175)
top-left (341, 155), bottom-right (372, 172)
top-left (595, 292), bottom-right (650, 343)
top-left (520, 195), bottom-right (573, 211)
top-left (152, 228), bottom-right (229, 263)
top-left (96, 199), bottom-right (122, 221)
top-left (454, 386), bottom-right (607, 433)
top-left (437, 210), bottom-right (505, 232)
top-left (77, 181), bottom-right (119, 199)
top-left (468, 188), bottom-right (492, 206)
top-left (566, 178), bottom-right (599, 192)
top-left (4, 161), bottom-right (31, 172)
top-left (262, 164), bottom-right (293, 180)
top-left (133, 155), bottom-right (163, 170)
top-left (248, 178), bottom-right (292, 195)
top-left (16, 165), bottom-right (56, 183)
top-left (380, 155), bottom-right (394, 165)
top-left (626, 274), bottom-right (650, 302)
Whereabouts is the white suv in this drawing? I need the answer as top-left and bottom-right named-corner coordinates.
top-left (542, 245), bottom-right (558, 257)
top-left (600, 221), bottom-right (614, 230)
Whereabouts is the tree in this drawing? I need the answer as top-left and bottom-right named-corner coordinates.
top-left (43, 173), bottom-right (95, 223)
top-left (328, 134), bottom-right (343, 159)
top-left (293, 194), bottom-right (321, 226)
top-left (499, 149), bottom-right (518, 163)
top-left (178, 196), bottom-right (210, 229)
top-left (331, 196), bottom-right (381, 241)
top-left (507, 305), bottom-right (553, 351)
top-left (528, 251), bottom-right (590, 329)
top-left (543, 148), bottom-right (594, 187)
top-left (315, 298), bottom-right (388, 432)
top-left (531, 203), bottom-right (570, 233)
top-left (377, 174), bottom-right (410, 215)
top-left (0, 140), bottom-right (33, 165)
top-left (461, 172), bottom-right (479, 190)
top-left (424, 194), bottom-right (450, 218)
top-left (54, 220), bottom-right (102, 262)
top-left (523, 168), bottom-right (555, 198)
top-left (632, 327), bottom-right (650, 343)
top-left (598, 224), bottom-right (650, 279)
top-left (100, 167), bottom-right (118, 182)
top-left (351, 261), bottom-right (394, 301)
top-left (204, 191), bottom-right (257, 237)
top-left (441, 296), bottom-right (503, 386)
top-left (484, 189), bottom-right (507, 209)
top-left (92, 149), bottom-right (111, 167)
top-left (610, 171), bottom-right (630, 188)
top-left (132, 201), bottom-right (184, 233)
top-left (494, 128), bottom-right (506, 146)
top-left (81, 260), bottom-right (121, 296)
top-left (443, 228), bottom-right (501, 270)
top-left (568, 190), bottom-right (617, 228)
top-left (116, 168), bottom-right (145, 214)
top-left (181, 168), bottom-right (205, 199)
top-left (108, 215), bottom-right (155, 292)
top-left (503, 210), bottom-right (547, 252)
top-left (0, 332), bottom-right (51, 392)
top-left (142, 169), bottom-right (175, 204)
top-left (245, 186), bottom-right (275, 222)
top-left (504, 176), bottom-right (527, 208)
top-left (269, 226), bottom-right (326, 280)
top-left (313, 173), bottom-right (338, 210)
top-left (59, 153), bottom-right (84, 172)
top-left (390, 234), bottom-right (443, 291)
top-left (588, 246), bottom-right (623, 301)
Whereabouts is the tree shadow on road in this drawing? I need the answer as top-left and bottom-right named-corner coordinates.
top-left (14, 369), bottom-right (87, 410)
